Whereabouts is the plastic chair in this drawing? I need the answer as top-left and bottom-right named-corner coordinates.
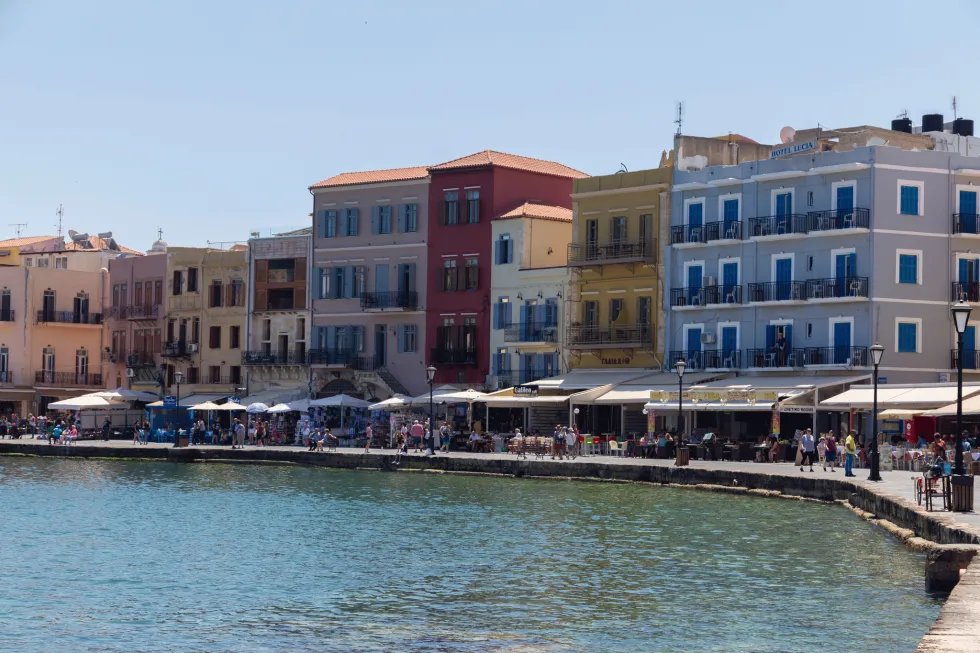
top-left (609, 441), bottom-right (624, 457)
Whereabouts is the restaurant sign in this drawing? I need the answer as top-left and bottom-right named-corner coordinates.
top-left (513, 385), bottom-right (538, 398)
top-left (778, 405), bottom-right (815, 414)
top-left (601, 357), bottom-right (631, 365)
top-left (649, 389), bottom-right (780, 404)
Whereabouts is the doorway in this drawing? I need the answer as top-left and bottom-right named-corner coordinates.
top-left (375, 325), bottom-right (386, 367)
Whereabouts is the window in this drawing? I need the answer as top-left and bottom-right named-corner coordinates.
top-left (320, 210), bottom-right (338, 238)
top-left (134, 282), bottom-right (143, 307)
top-left (333, 267), bottom-right (345, 298)
top-left (209, 326), bottom-right (221, 349)
top-left (584, 301), bottom-right (598, 327)
top-left (24, 258), bottom-right (32, 267)
top-left (209, 280), bottom-right (223, 307)
top-left (496, 234), bottom-right (513, 264)
top-left (230, 325), bottom-right (240, 349)
top-left (609, 298), bottom-right (623, 323)
top-left (463, 316), bottom-right (476, 327)
top-left (230, 365), bottom-right (242, 385)
top-left (443, 259), bottom-right (458, 291)
top-left (402, 325), bottom-right (417, 352)
top-left (466, 190), bottom-right (480, 223)
top-left (208, 366), bottom-right (221, 383)
top-left (316, 267), bottom-right (330, 299)
top-left (464, 257), bottom-right (479, 291)
top-left (345, 208), bottom-right (360, 236)
top-left (896, 320), bottom-right (920, 353)
top-left (442, 317), bottom-right (455, 327)
top-left (187, 267), bottom-right (198, 293)
top-left (444, 192), bottom-right (459, 225)
top-left (191, 317), bottom-right (200, 344)
top-left (172, 270), bottom-right (183, 295)
top-left (371, 206), bottom-right (390, 235)
top-left (897, 251), bottom-right (921, 284)
top-left (229, 279), bottom-right (244, 306)
top-left (112, 284), bottom-right (120, 308)
top-left (353, 266), bottom-right (365, 298)
top-left (495, 297), bottom-right (511, 329)
top-left (36, 257), bottom-right (49, 268)
top-left (400, 203), bottom-right (418, 232)
top-left (899, 181), bottom-right (923, 216)
top-left (807, 191), bottom-right (814, 207)
top-left (636, 297), bottom-right (651, 329)
top-left (611, 216), bottom-right (627, 242)
top-left (545, 298), bottom-right (559, 327)
top-left (639, 214), bottom-right (652, 244)
top-left (154, 280), bottom-right (163, 305)
top-left (55, 257), bottom-right (67, 269)
top-left (186, 367), bottom-right (199, 384)
top-left (268, 288), bottom-right (295, 310)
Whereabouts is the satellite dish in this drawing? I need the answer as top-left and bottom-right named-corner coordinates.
top-left (68, 230), bottom-right (78, 238)
top-left (867, 136), bottom-right (887, 146)
top-left (779, 126), bottom-right (796, 144)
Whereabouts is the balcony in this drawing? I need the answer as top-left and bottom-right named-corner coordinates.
top-left (0, 309), bottom-right (15, 322)
top-left (503, 322), bottom-right (560, 343)
top-left (430, 348), bottom-right (478, 366)
top-left (36, 310), bottom-right (103, 325)
top-left (162, 341), bottom-right (198, 358)
top-left (360, 291), bottom-right (418, 311)
top-left (667, 350), bottom-right (705, 370)
top-left (806, 208), bottom-right (870, 233)
top-left (952, 349), bottom-right (980, 370)
top-left (567, 323), bottom-right (652, 348)
top-left (0, 371), bottom-right (13, 383)
top-left (803, 346), bottom-right (869, 367)
top-left (747, 214), bottom-right (808, 238)
top-left (35, 371), bottom-right (104, 387)
top-left (805, 277), bottom-right (869, 301)
top-left (953, 213), bottom-right (980, 235)
top-left (747, 281), bottom-right (806, 303)
top-left (115, 304), bottom-right (160, 320)
top-left (703, 349), bottom-right (742, 370)
top-left (670, 225), bottom-right (707, 245)
top-left (670, 285), bottom-right (742, 308)
top-left (431, 326), bottom-right (477, 366)
top-left (494, 369), bottom-right (553, 389)
top-left (168, 295), bottom-right (201, 311)
top-left (242, 350), bottom-right (307, 365)
top-left (705, 220), bottom-right (743, 242)
top-left (952, 282), bottom-right (980, 303)
top-left (308, 349), bottom-right (375, 370)
top-left (127, 352), bottom-right (158, 367)
top-left (567, 239), bottom-right (657, 267)
top-left (267, 268), bottom-right (296, 283)
top-left (745, 348), bottom-right (804, 369)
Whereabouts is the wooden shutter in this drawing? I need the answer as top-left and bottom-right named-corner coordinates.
top-left (255, 260), bottom-right (269, 284)
top-left (225, 283), bottom-right (234, 307)
top-left (294, 258), bottom-right (307, 281)
top-left (397, 205), bottom-right (406, 233)
top-left (371, 207), bottom-right (380, 234)
top-left (293, 287), bottom-right (305, 310)
top-left (255, 289), bottom-right (267, 311)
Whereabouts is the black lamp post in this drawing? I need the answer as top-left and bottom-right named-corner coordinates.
top-left (952, 301), bottom-right (972, 476)
top-left (675, 358), bottom-right (686, 464)
top-left (868, 343), bottom-right (885, 482)
top-left (173, 370), bottom-right (184, 447)
top-left (426, 365), bottom-right (437, 454)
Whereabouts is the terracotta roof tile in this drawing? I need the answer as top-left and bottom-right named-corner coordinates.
top-left (0, 235), bottom-right (61, 249)
top-left (310, 166), bottom-right (429, 189)
top-left (497, 202), bottom-right (572, 223)
top-left (64, 235), bottom-right (144, 256)
top-left (429, 150), bottom-right (588, 179)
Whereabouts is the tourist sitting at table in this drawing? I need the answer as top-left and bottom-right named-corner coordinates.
top-left (468, 432), bottom-right (482, 452)
top-left (639, 434), bottom-right (648, 458)
top-left (657, 431), bottom-right (668, 458)
top-left (933, 433), bottom-right (947, 461)
top-left (702, 432), bottom-right (716, 460)
top-left (768, 437), bottom-right (781, 463)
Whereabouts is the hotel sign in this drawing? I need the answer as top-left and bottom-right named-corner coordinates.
top-left (769, 140), bottom-right (816, 159)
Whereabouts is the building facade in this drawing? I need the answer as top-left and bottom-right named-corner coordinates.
top-left (426, 151), bottom-right (587, 386)
top-left (244, 228), bottom-right (312, 403)
top-left (488, 203), bottom-right (571, 389)
top-left (309, 166), bottom-right (430, 398)
top-left (666, 121), bottom-right (980, 386)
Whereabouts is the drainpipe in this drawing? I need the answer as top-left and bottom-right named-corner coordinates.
top-left (100, 266), bottom-right (108, 388)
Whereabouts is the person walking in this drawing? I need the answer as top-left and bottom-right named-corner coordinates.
top-left (233, 418), bottom-right (246, 449)
top-left (364, 423), bottom-right (373, 453)
top-left (844, 431), bottom-right (857, 477)
top-left (102, 417), bottom-right (112, 442)
top-left (823, 432), bottom-right (838, 472)
top-left (439, 422), bottom-right (450, 452)
top-left (551, 425), bottom-right (564, 460)
top-left (410, 420), bottom-right (424, 453)
top-left (799, 429), bottom-right (815, 472)
top-left (29, 414), bottom-right (36, 438)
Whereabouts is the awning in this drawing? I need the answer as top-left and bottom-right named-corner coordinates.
top-left (484, 395), bottom-right (570, 408)
top-left (823, 384), bottom-right (980, 409)
top-left (240, 386), bottom-right (307, 407)
top-left (310, 394), bottom-right (372, 408)
top-left (923, 393), bottom-right (980, 416)
top-left (146, 393), bottom-right (228, 408)
top-left (524, 369), bottom-right (651, 390)
top-left (644, 401), bottom-right (777, 412)
top-left (879, 409), bottom-right (923, 418)
top-left (577, 372), bottom-right (720, 405)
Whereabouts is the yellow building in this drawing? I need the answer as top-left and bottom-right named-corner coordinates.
top-left (567, 168), bottom-right (672, 370)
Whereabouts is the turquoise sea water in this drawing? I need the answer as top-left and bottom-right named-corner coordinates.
top-left (0, 458), bottom-right (941, 652)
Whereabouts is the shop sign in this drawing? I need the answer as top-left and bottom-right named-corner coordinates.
top-left (779, 405), bottom-right (815, 414)
top-left (514, 385), bottom-right (538, 397)
top-left (771, 407), bottom-right (781, 436)
top-left (163, 396), bottom-right (177, 408)
top-left (601, 357), bottom-right (631, 365)
top-left (649, 390), bottom-right (694, 402)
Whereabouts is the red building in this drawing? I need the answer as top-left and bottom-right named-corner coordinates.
top-left (425, 150), bottom-right (587, 385)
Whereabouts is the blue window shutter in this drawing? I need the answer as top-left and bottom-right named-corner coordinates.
top-left (326, 326), bottom-right (336, 351)
top-left (784, 325), bottom-right (793, 349)
top-left (519, 305), bottom-right (528, 340)
top-left (313, 268), bottom-right (323, 299)
top-left (350, 208), bottom-right (359, 236)
top-left (407, 263), bottom-right (416, 292)
top-left (765, 325), bottom-right (776, 348)
top-left (318, 212), bottom-right (326, 238)
top-left (343, 267), bottom-right (354, 298)
top-left (491, 352), bottom-right (498, 375)
top-left (847, 253), bottom-right (857, 278)
top-left (495, 240), bottom-right (501, 265)
top-left (397, 326), bottom-right (404, 353)
top-left (371, 207), bottom-right (380, 235)
top-left (398, 205), bottom-right (407, 233)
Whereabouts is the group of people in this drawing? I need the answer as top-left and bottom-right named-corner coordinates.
top-left (791, 429), bottom-right (858, 477)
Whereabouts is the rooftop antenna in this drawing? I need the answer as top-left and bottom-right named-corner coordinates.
top-left (8, 223), bottom-right (27, 238)
top-left (952, 95), bottom-right (958, 120)
top-left (55, 204), bottom-right (63, 239)
top-left (674, 102), bottom-right (684, 136)
top-left (616, 163), bottom-right (628, 174)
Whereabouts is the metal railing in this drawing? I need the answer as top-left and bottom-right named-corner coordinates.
top-left (952, 281), bottom-right (980, 303)
top-left (669, 225), bottom-right (707, 245)
top-left (242, 350), bottom-right (307, 365)
top-left (34, 371), bottom-right (104, 387)
top-left (127, 352), bottom-right (158, 366)
top-left (805, 277), bottom-right (869, 300)
top-left (307, 350), bottom-right (376, 370)
top-left (705, 220), bottom-right (743, 242)
top-left (566, 323), bottom-right (652, 347)
top-left (503, 322), bottom-right (560, 343)
top-left (667, 350), bottom-right (705, 370)
top-left (0, 309), bottom-right (15, 322)
top-left (803, 346), bottom-right (869, 367)
top-left (494, 369), bottom-right (553, 389)
top-left (748, 214), bottom-right (808, 237)
top-left (747, 281), bottom-right (806, 303)
top-left (806, 208), bottom-right (870, 232)
top-left (952, 349), bottom-right (980, 370)
top-left (115, 304), bottom-right (160, 319)
top-left (36, 310), bottom-right (103, 325)
top-left (0, 371), bottom-right (12, 383)
top-left (745, 348), bottom-right (803, 369)
top-left (703, 349), bottom-right (742, 370)
top-left (670, 285), bottom-right (742, 307)
top-left (953, 213), bottom-right (980, 235)
top-left (360, 291), bottom-right (418, 310)
top-left (162, 341), bottom-right (197, 357)
top-left (567, 239), bottom-right (657, 266)
top-left (430, 348), bottom-right (477, 366)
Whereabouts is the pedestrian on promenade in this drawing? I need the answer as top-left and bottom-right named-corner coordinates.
top-left (552, 425), bottom-right (564, 460)
top-left (440, 422), bottom-right (450, 452)
top-left (102, 417), bottom-right (111, 442)
top-left (256, 419), bottom-right (266, 447)
top-left (364, 423), bottom-right (373, 453)
top-left (133, 423), bottom-right (142, 445)
top-left (307, 429), bottom-right (318, 452)
top-left (410, 420), bottom-right (424, 453)
top-left (844, 431), bottom-right (857, 477)
top-left (233, 418), bottom-right (246, 449)
top-left (932, 433), bottom-right (947, 462)
top-left (29, 414), bottom-right (36, 438)
top-left (50, 422), bottom-right (62, 446)
top-left (823, 433), bottom-right (837, 472)
top-left (799, 429), bottom-right (815, 472)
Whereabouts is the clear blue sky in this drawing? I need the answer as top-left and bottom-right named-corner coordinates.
top-left (1, 0), bottom-right (975, 249)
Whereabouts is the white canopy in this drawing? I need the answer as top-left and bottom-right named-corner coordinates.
top-left (90, 387), bottom-right (159, 403)
top-left (409, 385), bottom-right (462, 406)
top-left (435, 389), bottom-right (487, 403)
top-left (213, 401), bottom-right (247, 412)
top-left (246, 402), bottom-right (270, 414)
top-left (287, 398), bottom-right (311, 412)
top-left (368, 394), bottom-right (411, 411)
top-left (267, 403), bottom-right (294, 413)
top-left (309, 394), bottom-right (372, 408)
top-left (48, 395), bottom-right (123, 410)
top-left (147, 393), bottom-right (228, 408)
top-left (822, 384), bottom-right (980, 409)
top-left (189, 401), bottom-right (224, 411)
top-left (923, 394), bottom-right (980, 416)
top-left (240, 386), bottom-right (307, 406)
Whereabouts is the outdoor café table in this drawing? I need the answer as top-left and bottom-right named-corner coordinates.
top-left (753, 444), bottom-right (770, 462)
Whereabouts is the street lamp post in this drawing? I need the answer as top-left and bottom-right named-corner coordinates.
top-left (675, 359), bottom-right (686, 465)
top-left (869, 343), bottom-right (885, 482)
top-left (952, 301), bottom-right (973, 476)
top-left (173, 370), bottom-right (184, 448)
top-left (426, 365), bottom-right (436, 455)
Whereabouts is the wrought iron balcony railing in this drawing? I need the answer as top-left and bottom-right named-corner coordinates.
top-left (162, 341), bottom-right (198, 357)
top-left (36, 310), bottom-right (103, 325)
top-left (748, 214), bottom-right (808, 238)
top-left (953, 213), bottom-right (980, 235)
top-left (360, 291), bottom-right (418, 311)
top-left (503, 322), bottom-right (560, 343)
top-left (952, 281), bottom-right (980, 303)
top-left (803, 346), bottom-right (868, 367)
top-left (0, 309), bottom-right (15, 322)
top-left (670, 285), bottom-right (742, 307)
top-left (745, 348), bottom-right (803, 369)
top-left (806, 208), bottom-right (870, 232)
top-left (242, 350), bottom-right (307, 365)
top-left (670, 225), bottom-right (707, 245)
top-left (566, 323), bottom-right (652, 347)
top-left (567, 239), bottom-right (657, 266)
top-left (35, 370), bottom-right (104, 387)
top-left (703, 349), bottom-right (742, 370)
top-left (430, 348), bottom-right (478, 366)
top-left (951, 349), bottom-right (980, 370)
top-left (747, 281), bottom-right (807, 303)
top-left (805, 277), bottom-right (869, 300)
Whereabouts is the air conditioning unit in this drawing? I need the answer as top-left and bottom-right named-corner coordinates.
top-left (703, 276), bottom-right (717, 286)
top-left (700, 332), bottom-right (716, 344)
top-left (187, 343), bottom-right (199, 353)
top-left (126, 367), bottom-right (135, 378)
